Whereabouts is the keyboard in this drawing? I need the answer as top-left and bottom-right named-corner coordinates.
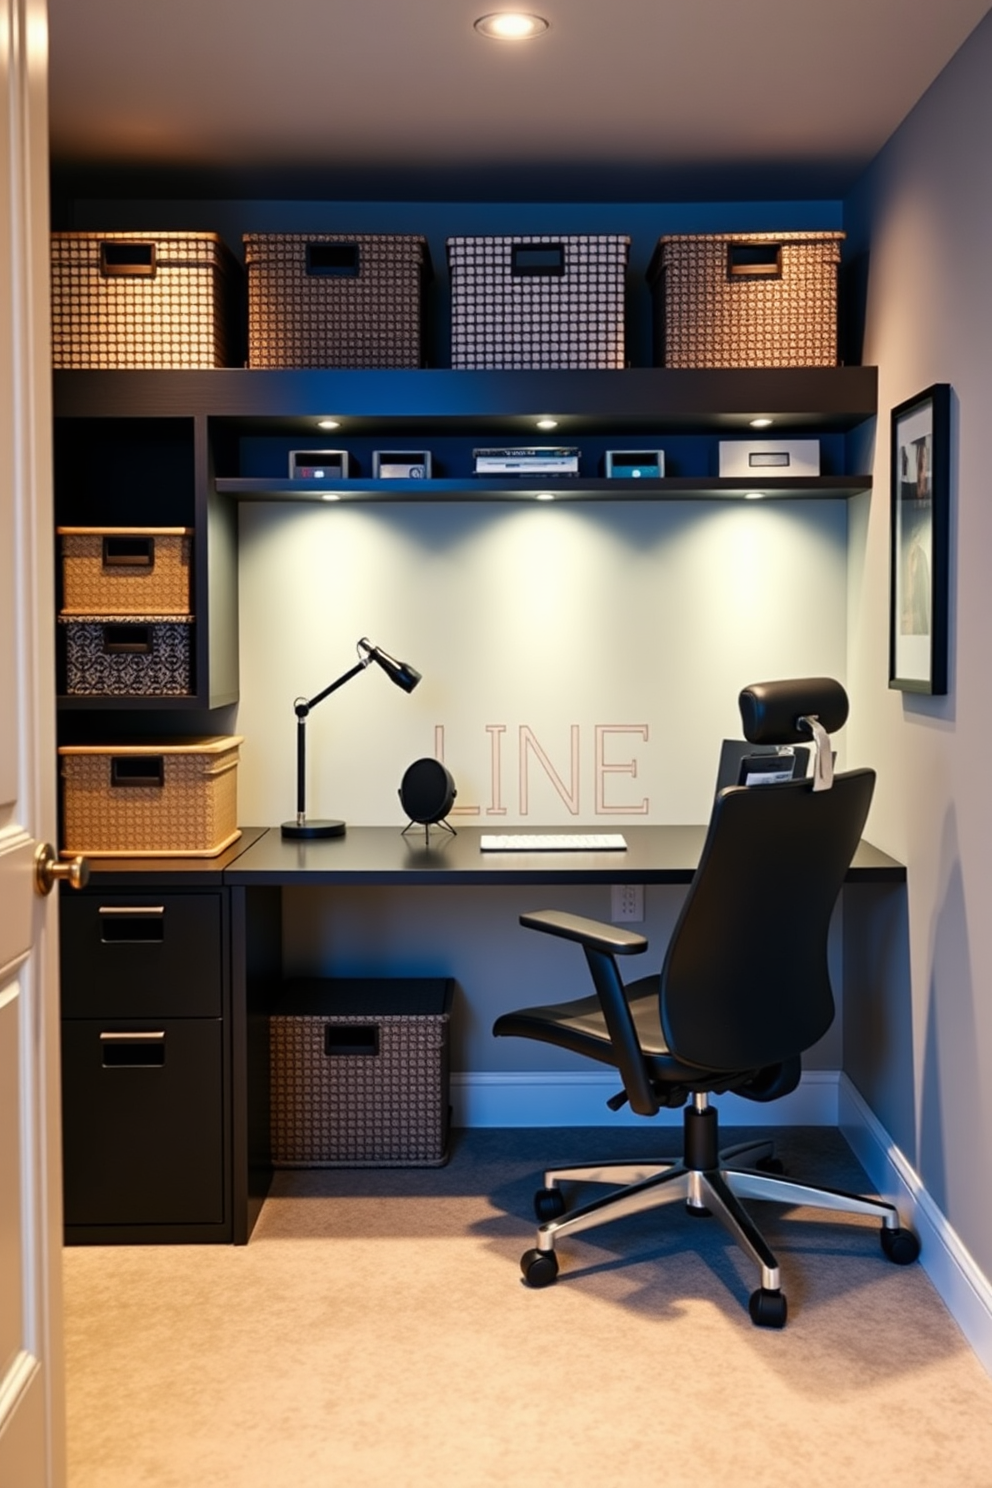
top-left (480, 833), bottom-right (628, 852)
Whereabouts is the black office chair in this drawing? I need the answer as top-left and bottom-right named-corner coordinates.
top-left (494, 678), bottom-right (920, 1327)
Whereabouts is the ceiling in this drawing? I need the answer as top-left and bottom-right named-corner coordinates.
top-left (47, 0), bottom-right (992, 199)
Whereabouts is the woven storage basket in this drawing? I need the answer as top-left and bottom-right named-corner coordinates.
top-left (270, 978), bottom-right (453, 1167)
top-left (647, 231), bottom-right (845, 368)
top-left (59, 737), bottom-right (241, 858)
top-left (51, 231), bottom-right (241, 369)
top-left (59, 528), bottom-right (192, 616)
top-left (244, 233), bottom-right (431, 369)
top-left (59, 615), bottom-right (194, 697)
top-left (447, 234), bottom-right (630, 369)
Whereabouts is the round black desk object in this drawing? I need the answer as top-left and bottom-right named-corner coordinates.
top-left (399, 758), bottom-right (457, 824)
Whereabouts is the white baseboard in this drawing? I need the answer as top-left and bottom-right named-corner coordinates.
top-left (452, 1068), bottom-right (839, 1129)
top-left (839, 1074), bottom-right (992, 1381)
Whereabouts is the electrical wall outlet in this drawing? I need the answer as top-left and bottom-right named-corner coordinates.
top-left (611, 883), bottom-right (644, 923)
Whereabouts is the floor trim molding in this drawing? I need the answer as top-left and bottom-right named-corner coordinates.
top-left (839, 1074), bottom-right (992, 1381)
top-left (452, 1068), bottom-right (839, 1129)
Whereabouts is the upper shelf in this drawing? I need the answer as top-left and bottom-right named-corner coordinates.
top-left (52, 366), bottom-right (878, 435)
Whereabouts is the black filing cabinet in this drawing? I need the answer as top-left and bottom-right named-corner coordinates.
top-left (60, 878), bottom-right (232, 1243)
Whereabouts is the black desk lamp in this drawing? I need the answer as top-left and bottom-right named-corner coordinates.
top-left (281, 637), bottom-right (421, 839)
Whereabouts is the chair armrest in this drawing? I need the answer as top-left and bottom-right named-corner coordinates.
top-left (520, 910), bottom-right (648, 956)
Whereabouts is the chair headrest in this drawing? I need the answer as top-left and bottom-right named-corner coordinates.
top-left (739, 678), bottom-right (848, 745)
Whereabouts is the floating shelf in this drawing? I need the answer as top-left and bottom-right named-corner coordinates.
top-left (214, 475), bottom-right (872, 503)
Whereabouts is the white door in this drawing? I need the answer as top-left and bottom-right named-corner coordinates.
top-left (0, 1), bottom-right (67, 1484)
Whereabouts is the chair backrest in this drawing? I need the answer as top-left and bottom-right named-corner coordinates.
top-left (659, 676), bottom-right (874, 1073)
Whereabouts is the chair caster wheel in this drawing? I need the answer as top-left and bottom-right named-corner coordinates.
top-left (534, 1187), bottom-right (566, 1222)
top-left (521, 1248), bottom-right (559, 1287)
top-left (749, 1287), bottom-right (788, 1328)
top-left (881, 1226), bottom-right (921, 1265)
top-left (685, 1202), bottom-right (712, 1218)
top-left (756, 1155), bottom-right (785, 1175)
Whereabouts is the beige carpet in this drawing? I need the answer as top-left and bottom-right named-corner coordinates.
top-left (63, 1127), bottom-right (992, 1488)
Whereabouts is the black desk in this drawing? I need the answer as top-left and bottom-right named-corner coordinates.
top-left (64, 825), bottom-right (904, 1245)
top-left (222, 824), bottom-right (906, 887)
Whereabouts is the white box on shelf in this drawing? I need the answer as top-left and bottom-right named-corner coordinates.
top-left (718, 439), bottom-right (820, 478)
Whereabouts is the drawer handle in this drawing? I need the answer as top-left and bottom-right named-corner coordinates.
top-left (102, 624), bottom-right (153, 655)
top-left (306, 242), bottom-right (360, 277)
top-left (102, 535), bottom-right (155, 567)
top-left (99, 241), bottom-right (157, 278)
top-left (727, 243), bottom-right (782, 278)
top-left (98, 906), bottom-right (165, 943)
top-left (110, 755), bottom-right (164, 788)
top-left (100, 1031), bottom-right (166, 1067)
top-left (324, 1024), bottom-right (379, 1057)
top-left (511, 243), bottom-right (565, 277)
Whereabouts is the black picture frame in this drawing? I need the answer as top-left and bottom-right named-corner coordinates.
top-left (889, 383), bottom-right (950, 695)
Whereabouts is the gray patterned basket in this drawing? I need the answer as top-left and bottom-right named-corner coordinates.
top-left (647, 231), bottom-right (845, 368)
top-left (244, 233), bottom-right (432, 369)
top-left (51, 232), bottom-right (241, 369)
top-left (59, 737), bottom-right (241, 858)
top-left (60, 615), bottom-right (193, 697)
top-left (447, 234), bottom-right (629, 369)
top-left (270, 978), bottom-right (453, 1167)
top-left (59, 528), bottom-right (192, 617)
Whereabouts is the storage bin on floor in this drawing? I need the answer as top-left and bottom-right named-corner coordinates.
top-left (270, 978), bottom-right (454, 1167)
top-left (647, 231), bottom-right (845, 369)
top-left (51, 232), bottom-right (241, 369)
top-left (59, 736), bottom-right (242, 858)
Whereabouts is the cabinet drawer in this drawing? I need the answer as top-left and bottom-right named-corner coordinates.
top-left (60, 890), bottom-right (223, 1017)
top-left (61, 1016), bottom-right (225, 1227)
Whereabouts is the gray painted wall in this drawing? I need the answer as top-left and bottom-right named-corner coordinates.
top-left (844, 10), bottom-right (992, 1285)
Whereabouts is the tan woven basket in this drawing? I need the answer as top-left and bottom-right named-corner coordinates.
top-left (59, 737), bottom-right (241, 858)
top-left (244, 232), bottom-right (431, 369)
top-left (59, 528), bottom-right (192, 616)
top-left (51, 231), bottom-right (241, 369)
top-left (270, 979), bottom-right (452, 1167)
top-left (647, 231), bottom-right (845, 369)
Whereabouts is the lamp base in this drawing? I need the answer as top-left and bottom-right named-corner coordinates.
top-left (281, 818), bottom-right (347, 839)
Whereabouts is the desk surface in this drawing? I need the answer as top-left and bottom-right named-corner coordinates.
top-left (220, 824), bottom-right (906, 886)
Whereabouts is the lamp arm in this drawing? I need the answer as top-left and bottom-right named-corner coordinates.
top-left (298, 656), bottom-right (369, 717)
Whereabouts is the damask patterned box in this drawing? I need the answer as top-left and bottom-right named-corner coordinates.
top-left (59, 615), bottom-right (193, 697)
top-left (59, 528), bottom-right (192, 617)
top-left (647, 231), bottom-right (845, 368)
top-left (243, 232), bottom-right (432, 369)
top-left (447, 234), bottom-right (629, 369)
top-left (51, 231), bottom-right (241, 369)
top-left (270, 978), bottom-right (453, 1167)
top-left (59, 736), bottom-right (241, 858)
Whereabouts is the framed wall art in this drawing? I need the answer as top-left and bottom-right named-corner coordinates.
top-left (889, 383), bottom-right (950, 695)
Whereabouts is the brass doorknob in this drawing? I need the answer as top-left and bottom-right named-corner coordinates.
top-left (34, 842), bottom-right (90, 896)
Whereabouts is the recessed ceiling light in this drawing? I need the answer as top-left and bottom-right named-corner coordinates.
top-left (536, 418), bottom-right (558, 430)
top-left (317, 419), bottom-right (341, 430)
top-left (475, 13), bottom-right (549, 40)
top-left (749, 417), bottom-right (773, 429)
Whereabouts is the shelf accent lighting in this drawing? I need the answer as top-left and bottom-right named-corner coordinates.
top-left (536, 418), bottom-right (558, 430)
top-left (749, 417), bottom-right (773, 428)
top-left (474, 13), bottom-right (549, 40)
top-left (281, 637), bottom-right (421, 840)
top-left (318, 419), bottom-right (341, 430)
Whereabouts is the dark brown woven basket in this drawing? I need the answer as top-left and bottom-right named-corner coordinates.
top-left (244, 233), bottom-right (431, 369)
top-left (270, 979), bottom-right (453, 1167)
top-left (647, 231), bottom-right (845, 369)
top-left (447, 234), bottom-right (629, 370)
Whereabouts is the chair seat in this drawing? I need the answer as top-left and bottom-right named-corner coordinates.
top-left (494, 973), bottom-right (761, 1095)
